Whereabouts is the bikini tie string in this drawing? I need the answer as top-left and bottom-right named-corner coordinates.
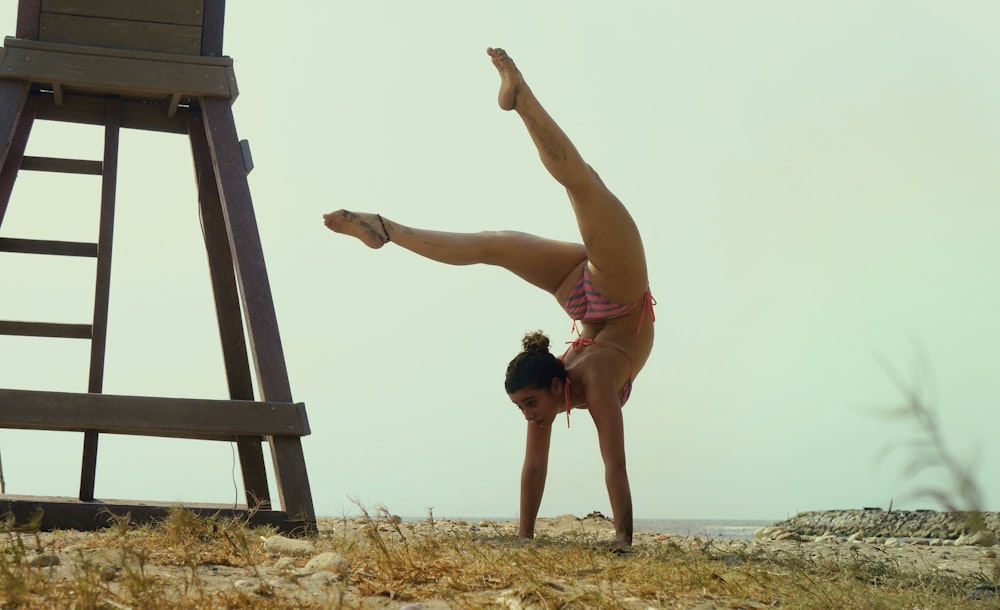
top-left (635, 291), bottom-right (657, 335)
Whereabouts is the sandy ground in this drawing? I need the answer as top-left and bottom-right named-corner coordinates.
top-left (8, 513), bottom-right (999, 609)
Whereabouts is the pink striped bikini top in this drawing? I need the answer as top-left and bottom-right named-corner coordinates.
top-left (562, 265), bottom-right (655, 334)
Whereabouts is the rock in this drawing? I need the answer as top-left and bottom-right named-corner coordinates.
top-left (884, 538), bottom-right (900, 547)
top-left (305, 551), bottom-right (346, 572)
top-left (763, 510), bottom-right (1000, 541)
top-left (930, 538), bottom-right (943, 547)
top-left (307, 571), bottom-right (340, 585)
top-left (27, 554), bottom-right (60, 567)
top-left (234, 578), bottom-right (270, 594)
top-left (263, 535), bottom-right (315, 557)
top-left (966, 531), bottom-right (998, 547)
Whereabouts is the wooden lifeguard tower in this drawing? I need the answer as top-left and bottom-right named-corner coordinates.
top-left (0, 0), bottom-right (315, 533)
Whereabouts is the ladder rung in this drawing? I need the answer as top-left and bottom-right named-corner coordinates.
top-left (0, 237), bottom-right (98, 257)
top-left (0, 321), bottom-right (93, 339)
top-left (20, 156), bottom-right (103, 175)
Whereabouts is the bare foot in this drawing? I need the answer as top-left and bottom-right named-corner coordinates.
top-left (322, 210), bottom-right (389, 249)
top-left (487, 47), bottom-right (522, 111)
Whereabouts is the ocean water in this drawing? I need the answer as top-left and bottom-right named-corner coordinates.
top-left (635, 518), bottom-right (775, 540)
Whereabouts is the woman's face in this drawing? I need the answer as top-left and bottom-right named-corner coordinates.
top-left (508, 379), bottom-right (563, 428)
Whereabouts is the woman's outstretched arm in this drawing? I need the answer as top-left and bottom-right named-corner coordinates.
top-left (519, 421), bottom-right (552, 539)
top-left (585, 383), bottom-right (634, 546)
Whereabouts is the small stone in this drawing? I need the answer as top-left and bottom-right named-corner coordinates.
top-left (652, 534), bottom-right (671, 542)
top-left (308, 570), bottom-right (340, 585)
top-left (273, 557), bottom-right (297, 571)
top-left (847, 532), bottom-right (864, 543)
top-left (930, 538), bottom-right (943, 547)
top-left (306, 551), bottom-right (346, 572)
top-left (865, 537), bottom-right (881, 545)
top-left (263, 535), bottom-right (315, 557)
top-left (27, 554), bottom-right (60, 567)
top-left (234, 579), bottom-right (268, 594)
top-left (984, 550), bottom-right (997, 559)
top-left (400, 605), bottom-right (424, 610)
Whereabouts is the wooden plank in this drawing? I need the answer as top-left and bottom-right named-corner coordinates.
top-left (0, 45), bottom-right (236, 101)
top-left (189, 110), bottom-right (272, 508)
top-left (0, 237), bottom-right (98, 257)
top-left (88, 98), bottom-right (119, 395)
top-left (201, 0), bottom-right (226, 57)
top-left (0, 495), bottom-right (311, 535)
top-left (35, 92), bottom-right (190, 134)
top-left (16, 0), bottom-right (42, 39)
top-left (39, 13), bottom-right (202, 56)
top-left (40, 0), bottom-right (206, 27)
top-left (199, 98), bottom-right (316, 525)
top-left (200, 98), bottom-right (293, 404)
top-left (0, 388), bottom-right (311, 437)
top-left (3, 38), bottom-right (234, 67)
top-left (0, 82), bottom-right (33, 228)
top-left (0, 321), bottom-right (92, 338)
top-left (78, 432), bottom-right (98, 501)
top-left (80, 98), bottom-right (120, 503)
top-left (20, 155), bottom-right (102, 174)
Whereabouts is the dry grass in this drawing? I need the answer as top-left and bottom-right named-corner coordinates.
top-left (0, 507), bottom-right (997, 609)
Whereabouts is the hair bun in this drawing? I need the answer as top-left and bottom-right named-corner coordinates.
top-left (521, 330), bottom-right (550, 353)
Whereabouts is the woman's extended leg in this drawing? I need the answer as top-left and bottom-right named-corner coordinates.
top-left (323, 210), bottom-right (586, 297)
top-left (488, 48), bottom-right (648, 303)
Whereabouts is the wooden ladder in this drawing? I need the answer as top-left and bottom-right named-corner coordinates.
top-left (0, 0), bottom-right (315, 533)
top-left (0, 93), bottom-right (121, 505)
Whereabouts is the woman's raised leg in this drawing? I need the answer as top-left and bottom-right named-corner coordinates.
top-left (488, 48), bottom-right (648, 303)
top-left (323, 210), bottom-right (585, 297)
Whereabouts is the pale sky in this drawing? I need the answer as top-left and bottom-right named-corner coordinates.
top-left (1, 1), bottom-right (999, 521)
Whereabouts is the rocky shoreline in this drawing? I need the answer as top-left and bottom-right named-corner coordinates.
top-left (759, 509), bottom-right (1000, 545)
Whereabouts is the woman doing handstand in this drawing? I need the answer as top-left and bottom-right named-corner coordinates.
top-left (323, 47), bottom-right (654, 547)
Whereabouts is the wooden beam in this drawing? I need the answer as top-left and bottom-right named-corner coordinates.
top-left (0, 40), bottom-right (236, 102)
top-left (35, 92), bottom-right (190, 134)
top-left (0, 82), bottom-right (33, 228)
top-left (38, 13), bottom-right (202, 56)
top-left (0, 388), bottom-right (311, 438)
top-left (16, 0), bottom-right (42, 39)
top-left (80, 98), bottom-right (121, 502)
top-left (200, 97), bottom-right (316, 524)
top-left (40, 0), bottom-right (206, 27)
top-left (0, 237), bottom-right (98, 257)
top-left (201, 0), bottom-right (226, 57)
top-left (0, 495), bottom-right (312, 535)
top-left (20, 156), bottom-right (102, 175)
top-left (0, 321), bottom-right (92, 339)
top-left (189, 110), bottom-right (272, 508)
